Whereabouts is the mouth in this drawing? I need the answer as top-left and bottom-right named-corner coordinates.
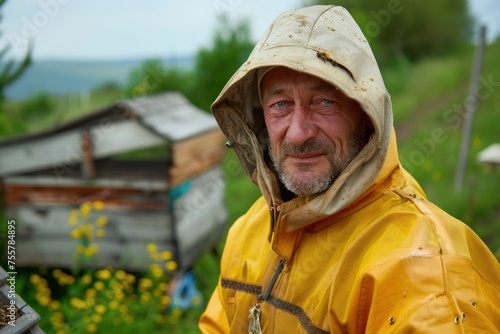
top-left (287, 152), bottom-right (325, 163)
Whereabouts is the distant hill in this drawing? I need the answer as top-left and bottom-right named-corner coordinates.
top-left (4, 56), bottom-right (194, 100)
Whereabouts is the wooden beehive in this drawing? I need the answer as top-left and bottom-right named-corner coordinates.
top-left (0, 92), bottom-right (228, 271)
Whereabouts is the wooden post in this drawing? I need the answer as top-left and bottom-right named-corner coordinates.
top-left (454, 25), bottom-right (487, 191)
top-left (81, 129), bottom-right (96, 178)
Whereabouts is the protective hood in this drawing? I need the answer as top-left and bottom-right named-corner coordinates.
top-left (212, 5), bottom-right (394, 231)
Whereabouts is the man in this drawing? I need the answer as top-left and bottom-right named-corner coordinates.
top-left (199, 5), bottom-right (500, 333)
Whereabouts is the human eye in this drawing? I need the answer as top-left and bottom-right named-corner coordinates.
top-left (321, 99), bottom-right (334, 105)
top-left (274, 101), bottom-right (287, 108)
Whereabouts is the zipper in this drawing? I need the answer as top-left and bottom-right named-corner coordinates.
top-left (258, 258), bottom-right (286, 302)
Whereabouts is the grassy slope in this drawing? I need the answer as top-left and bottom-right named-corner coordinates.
top-left (391, 41), bottom-right (500, 253)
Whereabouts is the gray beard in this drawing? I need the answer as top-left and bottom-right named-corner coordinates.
top-left (269, 137), bottom-right (361, 196)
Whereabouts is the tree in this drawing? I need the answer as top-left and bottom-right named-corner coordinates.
top-left (190, 15), bottom-right (255, 110)
top-left (0, 0), bottom-right (32, 101)
top-left (304, 0), bottom-right (473, 62)
top-left (124, 59), bottom-right (192, 98)
top-left (125, 15), bottom-right (255, 112)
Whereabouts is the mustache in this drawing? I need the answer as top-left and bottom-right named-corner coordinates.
top-left (279, 139), bottom-right (335, 156)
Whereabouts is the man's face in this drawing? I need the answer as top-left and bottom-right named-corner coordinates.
top-left (261, 67), bottom-right (367, 196)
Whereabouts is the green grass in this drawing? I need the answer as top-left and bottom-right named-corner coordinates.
top-left (395, 40), bottom-right (500, 254)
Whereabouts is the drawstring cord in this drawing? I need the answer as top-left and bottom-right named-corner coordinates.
top-left (248, 259), bottom-right (286, 334)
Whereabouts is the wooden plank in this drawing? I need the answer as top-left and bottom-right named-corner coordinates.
top-left (90, 120), bottom-right (165, 158)
top-left (81, 130), bottom-right (95, 178)
top-left (10, 206), bottom-right (170, 241)
top-left (0, 120), bottom-right (165, 177)
top-left (0, 130), bottom-right (80, 177)
top-left (3, 175), bottom-right (168, 190)
top-left (169, 150), bottom-right (224, 186)
top-left (171, 129), bottom-right (226, 167)
top-left (14, 236), bottom-right (175, 272)
top-left (4, 183), bottom-right (167, 209)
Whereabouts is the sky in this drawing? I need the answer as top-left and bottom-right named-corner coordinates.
top-left (0, 0), bottom-right (499, 62)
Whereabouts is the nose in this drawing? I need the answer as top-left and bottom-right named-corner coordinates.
top-left (286, 106), bottom-right (318, 146)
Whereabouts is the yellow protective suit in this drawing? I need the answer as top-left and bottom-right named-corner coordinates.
top-left (200, 5), bottom-right (500, 333)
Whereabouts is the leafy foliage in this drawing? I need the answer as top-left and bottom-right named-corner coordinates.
top-left (304, 0), bottom-right (473, 62)
top-left (0, 0), bottom-right (32, 101)
top-left (124, 15), bottom-right (254, 112)
top-left (190, 15), bottom-right (255, 110)
top-left (124, 59), bottom-right (193, 98)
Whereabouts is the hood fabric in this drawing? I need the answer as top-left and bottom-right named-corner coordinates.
top-left (212, 5), bottom-right (393, 232)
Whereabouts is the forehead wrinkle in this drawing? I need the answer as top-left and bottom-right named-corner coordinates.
top-left (262, 82), bottom-right (336, 101)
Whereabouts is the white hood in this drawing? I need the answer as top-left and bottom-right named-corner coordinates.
top-left (212, 5), bottom-right (394, 231)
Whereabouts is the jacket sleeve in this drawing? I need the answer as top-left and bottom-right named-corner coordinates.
top-left (199, 276), bottom-right (230, 333)
top-left (356, 253), bottom-right (500, 333)
top-left (390, 292), bottom-right (500, 333)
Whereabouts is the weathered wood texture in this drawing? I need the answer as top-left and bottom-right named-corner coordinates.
top-left (169, 129), bottom-right (226, 186)
top-left (5, 168), bottom-right (227, 271)
top-left (0, 267), bottom-right (44, 333)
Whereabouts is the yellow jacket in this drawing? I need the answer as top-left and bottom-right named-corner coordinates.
top-left (200, 5), bottom-right (500, 333)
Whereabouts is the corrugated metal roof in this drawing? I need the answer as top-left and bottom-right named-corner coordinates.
top-left (120, 92), bottom-right (218, 141)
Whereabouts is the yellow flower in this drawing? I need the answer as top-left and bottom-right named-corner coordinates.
top-left (70, 229), bottom-right (82, 239)
top-left (85, 288), bottom-right (97, 298)
top-left (160, 295), bottom-right (171, 306)
top-left (80, 202), bottom-right (92, 217)
top-left (84, 246), bottom-right (96, 257)
top-left (77, 244), bottom-right (86, 254)
top-left (146, 243), bottom-right (157, 253)
top-left (126, 274), bottom-right (136, 284)
top-left (91, 314), bottom-right (103, 323)
top-left (158, 282), bottom-right (168, 292)
top-left (95, 304), bottom-right (107, 314)
top-left (81, 223), bottom-right (94, 234)
top-left (165, 261), bottom-right (178, 271)
top-left (49, 300), bottom-right (61, 310)
top-left (82, 274), bottom-right (92, 285)
top-left (96, 268), bottom-right (112, 280)
top-left (70, 297), bottom-right (86, 310)
top-left (115, 270), bottom-right (126, 280)
top-left (93, 201), bottom-right (105, 211)
top-left (59, 274), bottom-right (75, 286)
top-left (68, 214), bottom-right (78, 226)
top-left (94, 281), bottom-right (105, 291)
top-left (37, 294), bottom-right (51, 306)
top-left (138, 278), bottom-right (153, 291)
top-left (140, 291), bottom-right (151, 304)
top-left (108, 300), bottom-right (120, 310)
top-left (150, 263), bottom-right (163, 278)
top-left (96, 216), bottom-right (108, 227)
top-left (192, 295), bottom-right (201, 305)
top-left (86, 323), bottom-right (98, 333)
top-left (52, 269), bottom-right (63, 278)
top-left (161, 250), bottom-right (173, 261)
top-left (30, 274), bottom-right (41, 285)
